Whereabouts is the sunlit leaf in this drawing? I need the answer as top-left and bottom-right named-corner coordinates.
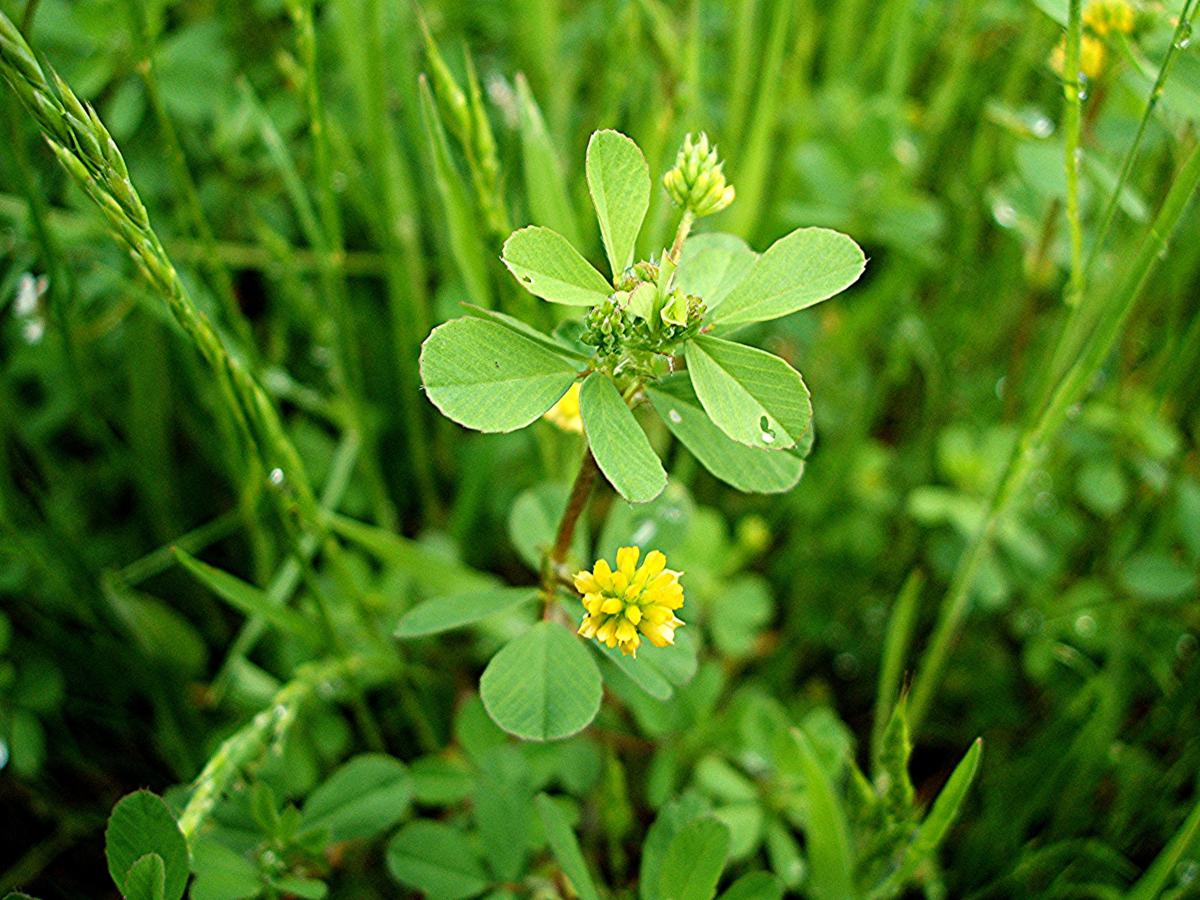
top-left (502, 226), bottom-right (612, 306)
top-left (712, 227), bottom-right (865, 325)
top-left (685, 336), bottom-right (812, 450)
top-left (580, 372), bottom-right (667, 503)
top-left (420, 318), bottom-right (580, 433)
top-left (647, 376), bottom-right (803, 494)
top-left (586, 129), bottom-right (650, 276)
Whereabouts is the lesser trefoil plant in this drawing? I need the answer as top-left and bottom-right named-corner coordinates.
top-left (415, 129), bottom-right (865, 739)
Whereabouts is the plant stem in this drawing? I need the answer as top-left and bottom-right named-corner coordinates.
top-left (1039, 0), bottom-right (1199, 406)
top-left (122, 0), bottom-right (255, 353)
top-left (284, 0), bottom-right (398, 531)
top-left (1085, 0), bottom-right (1197, 279)
top-left (668, 208), bottom-right (695, 261)
top-left (1062, 0), bottom-right (1085, 310)
top-left (908, 138), bottom-right (1200, 734)
top-left (177, 653), bottom-right (393, 843)
top-left (542, 449), bottom-right (599, 616)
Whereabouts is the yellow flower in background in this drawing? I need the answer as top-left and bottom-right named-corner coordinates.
top-left (1084, 0), bottom-right (1135, 36)
top-left (543, 382), bottom-right (583, 433)
top-left (574, 546), bottom-right (685, 657)
top-left (1050, 33), bottom-right (1108, 80)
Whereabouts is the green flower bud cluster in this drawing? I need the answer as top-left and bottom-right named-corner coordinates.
top-left (581, 267), bottom-right (707, 369)
top-left (663, 132), bottom-right (736, 218)
top-left (580, 294), bottom-right (633, 358)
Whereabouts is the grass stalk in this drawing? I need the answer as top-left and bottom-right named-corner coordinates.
top-left (283, 0), bottom-right (399, 531)
top-left (1040, 0), bottom-right (1199, 401)
top-left (0, 8), bottom-right (326, 544)
top-left (908, 138), bottom-right (1200, 733)
top-left (121, 0), bottom-right (254, 353)
top-left (177, 653), bottom-right (394, 843)
top-left (1062, 0), bottom-right (1085, 310)
top-left (356, 0), bottom-right (439, 518)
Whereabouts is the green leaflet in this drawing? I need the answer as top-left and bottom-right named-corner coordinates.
top-left (789, 728), bottom-right (857, 900)
top-left (480, 621), bottom-right (603, 741)
top-left (712, 226), bottom-right (865, 325)
top-left (420, 317), bottom-right (580, 433)
top-left (515, 75), bottom-right (582, 247)
top-left (586, 129), bottom-right (650, 276)
top-left (123, 854), bottom-right (166, 900)
top-left (535, 794), bottom-right (602, 900)
top-left (647, 375), bottom-right (804, 494)
top-left (395, 588), bottom-right (538, 639)
top-left (676, 233), bottom-right (758, 311)
top-left (386, 821), bottom-right (490, 900)
top-left (460, 304), bottom-right (590, 361)
top-left (301, 754), bottom-right (413, 841)
top-left (105, 792), bottom-right (190, 900)
top-left (658, 817), bottom-right (731, 900)
top-left (579, 372), bottom-right (667, 503)
top-left (685, 335), bottom-right (812, 450)
top-left (502, 225), bottom-right (613, 305)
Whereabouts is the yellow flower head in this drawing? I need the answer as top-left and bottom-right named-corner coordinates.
top-left (573, 546), bottom-right (684, 657)
top-left (1084, 0), bottom-right (1135, 36)
top-left (543, 382), bottom-right (583, 433)
top-left (1050, 33), bottom-right (1107, 80)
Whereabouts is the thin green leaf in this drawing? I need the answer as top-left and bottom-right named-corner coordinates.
top-left (579, 372), bottom-right (667, 503)
top-left (871, 572), bottom-right (924, 763)
top-left (173, 549), bottom-right (321, 643)
top-left (479, 621), bottom-right (603, 741)
top-left (395, 588), bottom-right (538, 638)
top-left (647, 375), bottom-right (804, 494)
top-left (789, 728), bottom-right (857, 900)
top-left (420, 317), bottom-right (580, 433)
top-left (586, 129), bottom-right (650, 276)
top-left (712, 227), bottom-right (866, 326)
top-left (886, 738), bottom-right (983, 890)
top-left (502, 226), bottom-right (613, 305)
top-left (535, 794), bottom-right (602, 900)
top-left (1128, 795), bottom-right (1200, 900)
top-left (515, 74), bottom-right (581, 247)
top-left (328, 513), bottom-right (492, 594)
top-left (418, 74), bottom-right (492, 307)
top-left (685, 336), bottom-right (812, 450)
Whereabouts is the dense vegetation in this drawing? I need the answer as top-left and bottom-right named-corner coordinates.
top-left (1, 0), bottom-right (1198, 897)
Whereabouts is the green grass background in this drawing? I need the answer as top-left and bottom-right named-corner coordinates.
top-left (1, 0), bottom-right (1198, 896)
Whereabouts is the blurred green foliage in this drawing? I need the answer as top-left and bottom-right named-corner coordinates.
top-left (0, 0), bottom-right (1198, 897)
